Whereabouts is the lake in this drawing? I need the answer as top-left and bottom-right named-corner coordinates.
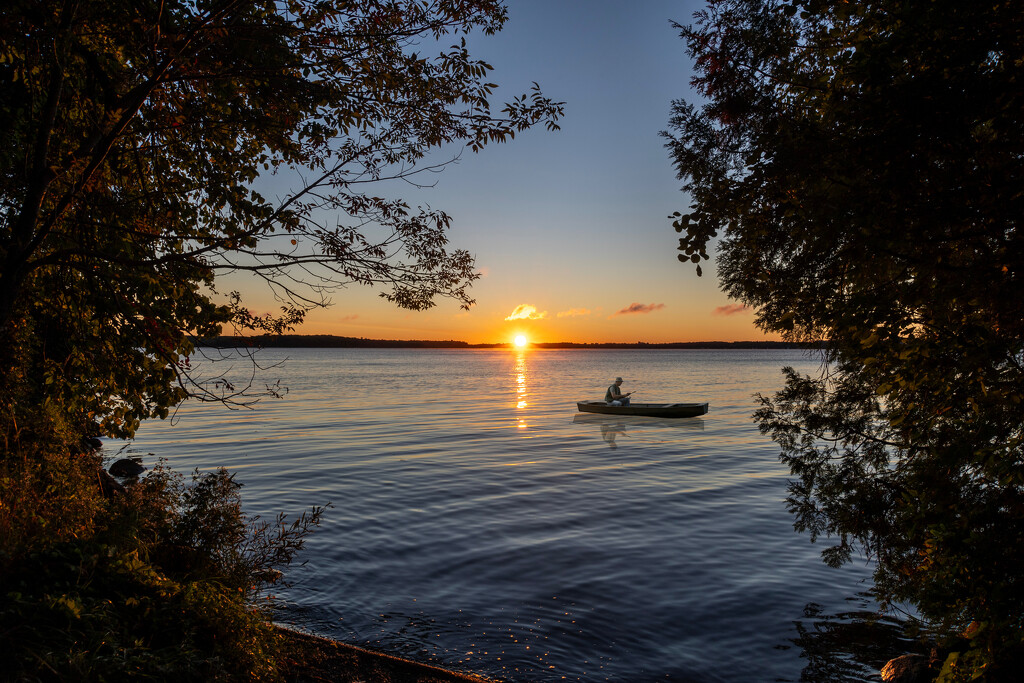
top-left (123, 348), bottom-right (910, 681)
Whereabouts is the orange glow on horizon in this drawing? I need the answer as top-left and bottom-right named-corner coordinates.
top-left (280, 316), bottom-right (781, 345)
top-left (268, 290), bottom-right (781, 345)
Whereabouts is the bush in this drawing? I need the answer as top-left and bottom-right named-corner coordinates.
top-left (0, 457), bottom-right (326, 682)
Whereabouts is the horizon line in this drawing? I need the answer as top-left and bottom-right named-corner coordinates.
top-left (198, 334), bottom-right (818, 349)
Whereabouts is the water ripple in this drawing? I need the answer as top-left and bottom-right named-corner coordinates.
top-left (128, 348), bottom-right (894, 682)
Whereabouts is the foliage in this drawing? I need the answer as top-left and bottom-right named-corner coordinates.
top-left (1, 462), bottom-right (326, 681)
top-left (664, 0), bottom-right (1024, 679)
top-left (0, 448), bottom-right (107, 554)
top-left (0, 0), bottom-right (563, 440)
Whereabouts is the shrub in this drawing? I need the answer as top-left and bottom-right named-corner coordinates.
top-left (0, 458), bottom-right (326, 681)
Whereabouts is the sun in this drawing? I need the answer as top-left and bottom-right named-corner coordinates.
top-left (514, 335), bottom-right (528, 347)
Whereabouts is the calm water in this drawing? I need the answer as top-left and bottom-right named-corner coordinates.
top-left (123, 348), bottom-right (909, 681)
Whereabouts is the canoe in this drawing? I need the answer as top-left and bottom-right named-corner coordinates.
top-left (576, 400), bottom-right (709, 418)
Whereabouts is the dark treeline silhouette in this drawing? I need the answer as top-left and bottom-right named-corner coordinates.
top-left (664, 0), bottom-right (1024, 678)
top-left (198, 335), bottom-right (820, 350)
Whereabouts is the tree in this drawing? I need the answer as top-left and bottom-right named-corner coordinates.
top-left (0, 0), bottom-right (562, 441)
top-left (664, 0), bottom-right (1024, 678)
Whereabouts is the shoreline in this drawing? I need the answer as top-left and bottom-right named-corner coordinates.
top-left (277, 626), bottom-right (495, 683)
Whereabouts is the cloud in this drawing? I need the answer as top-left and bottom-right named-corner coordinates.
top-left (504, 304), bottom-right (548, 321)
top-left (611, 302), bottom-right (665, 317)
top-left (556, 308), bottom-right (591, 318)
top-left (338, 314), bottom-right (359, 321)
top-left (713, 304), bottom-right (751, 316)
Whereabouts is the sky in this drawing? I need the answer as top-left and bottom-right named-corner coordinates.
top-left (241, 0), bottom-right (777, 345)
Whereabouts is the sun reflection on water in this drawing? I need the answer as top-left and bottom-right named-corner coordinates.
top-left (514, 349), bottom-right (528, 428)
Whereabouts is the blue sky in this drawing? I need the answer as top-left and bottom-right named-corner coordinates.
top-left (263, 0), bottom-right (773, 343)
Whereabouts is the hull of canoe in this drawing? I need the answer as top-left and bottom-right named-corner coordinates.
top-left (576, 401), bottom-right (708, 418)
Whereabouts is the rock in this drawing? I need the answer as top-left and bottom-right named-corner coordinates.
top-left (881, 654), bottom-right (930, 682)
top-left (109, 458), bottom-right (146, 477)
top-left (80, 435), bottom-right (103, 451)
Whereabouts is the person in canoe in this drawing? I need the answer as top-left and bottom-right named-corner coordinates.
top-left (605, 377), bottom-right (632, 406)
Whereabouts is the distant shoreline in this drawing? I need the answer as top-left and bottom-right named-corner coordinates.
top-left (197, 334), bottom-right (822, 350)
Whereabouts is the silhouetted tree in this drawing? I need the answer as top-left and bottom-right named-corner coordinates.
top-left (0, 0), bottom-right (562, 440)
top-left (664, 1), bottom-right (1023, 679)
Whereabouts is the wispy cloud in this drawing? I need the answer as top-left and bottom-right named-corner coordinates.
top-left (611, 302), bottom-right (665, 317)
top-left (556, 308), bottom-right (591, 318)
top-left (339, 314), bottom-right (359, 321)
top-left (505, 304), bottom-right (548, 321)
top-left (713, 304), bottom-right (750, 316)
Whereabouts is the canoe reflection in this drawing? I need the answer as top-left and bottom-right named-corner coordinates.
top-left (572, 412), bottom-right (705, 448)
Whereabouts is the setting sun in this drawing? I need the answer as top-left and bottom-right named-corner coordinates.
top-left (514, 335), bottom-right (528, 347)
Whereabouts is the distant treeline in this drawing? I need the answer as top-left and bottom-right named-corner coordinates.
top-left (197, 335), bottom-right (822, 350)
top-left (197, 335), bottom-right (471, 348)
top-left (528, 341), bottom-right (822, 349)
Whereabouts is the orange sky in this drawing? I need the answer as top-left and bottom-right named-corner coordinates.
top-left (238, 260), bottom-right (777, 344)
top-left (298, 301), bottom-right (775, 346)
